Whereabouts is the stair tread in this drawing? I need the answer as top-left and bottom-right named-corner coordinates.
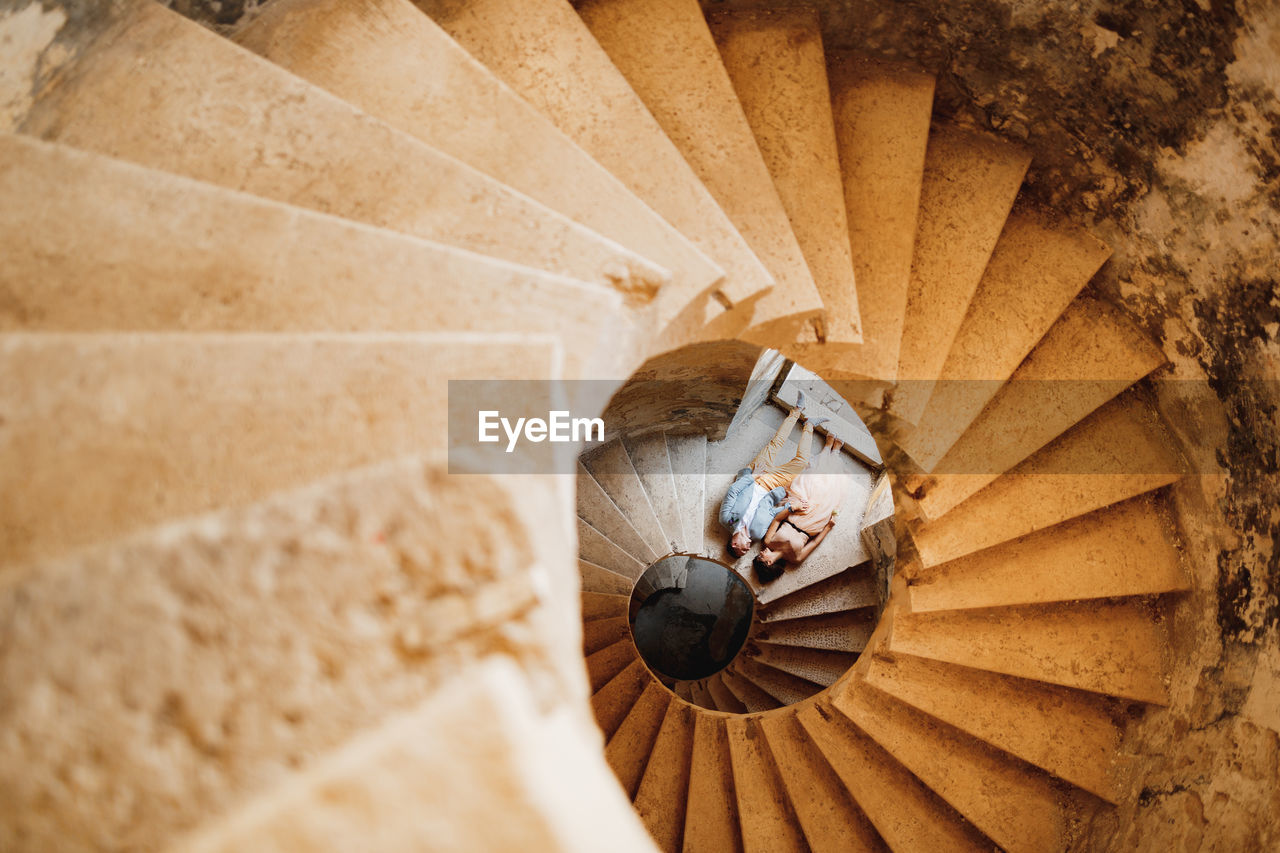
top-left (666, 434), bottom-right (709, 556)
top-left (797, 702), bottom-right (991, 852)
top-left (726, 716), bottom-right (809, 853)
top-left (891, 599), bottom-right (1170, 704)
top-left (756, 610), bottom-right (876, 654)
top-left (0, 134), bottom-right (633, 379)
top-left (605, 679), bottom-right (671, 798)
top-left (758, 714), bottom-right (886, 853)
top-left (710, 8), bottom-right (862, 343)
top-left (685, 714), bottom-right (744, 853)
top-left (578, 461), bottom-right (659, 564)
top-left (786, 54), bottom-right (935, 381)
top-left (890, 126), bottom-right (1032, 422)
top-left (235, 0), bottom-right (723, 329)
top-left (578, 518), bottom-right (647, 580)
top-left (0, 333), bottom-right (557, 569)
top-left (720, 669), bottom-right (783, 712)
top-left (911, 388), bottom-right (1185, 566)
top-left (587, 639), bottom-right (639, 692)
top-left (582, 440), bottom-right (671, 560)
top-left (689, 679), bottom-right (717, 711)
top-left (909, 493), bottom-right (1188, 612)
top-left (834, 681), bottom-right (1075, 853)
top-left (896, 208), bottom-right (1111, 469)
top-left (577, 0), bottom-right (824, 336)
top-left (418, 0), bottom-right (772, 311)
top-left (579, 559), bottom-right (637, 596)
top-left (749, 645), bottom-right (858, 688)
top-left (592, 658), bottom-right (653, 740)
top-left (634, 701), bottom-right (697, 852)
top-left (583, 616), bottom-right (631, 656)
top-left (864, 652), bottom-right (1124, 802)
top-left (731, 657), bottom-right (823, 706)
top-left (16, 0), bottom-right (666, 295)
top-left (908, 297), bottom-right (1168, 520)
top-left (624, 434), bottom-right (686, 553)
top-left (762, 567), bottom-right (879, 622)
top-left (582, 591), bottom-right (631, 622)
top-left (706, 674), bottom-right (749, 714)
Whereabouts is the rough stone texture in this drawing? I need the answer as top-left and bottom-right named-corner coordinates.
top-left (0, 460), bottom-right (579, 852)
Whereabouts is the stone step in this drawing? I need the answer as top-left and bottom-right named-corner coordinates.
top-left (797, 703), bottom-right (990, 852)
top-left (720, 669), bottom-right (783, 713)
top-left (889, 127), bottom-right (1032, 422)
top-left (234, 0), bottom-right (723, 331)
top-left (579, 559), bottom-right (637, 596)
top-left (587, 638), bottom-right (639, 692)
top-left (749, 644), bottom-right (859, 688)
top-left (785, 55), bottom-right (935, 382)
top-left (181, 660), bottom-right (656, 853)
top-left (908, 493), bottom-right (1188, 612)
top-left (582, 440), bottom-right (671, 560)
top-left (0, 332), bottom-right (557, 569)
top-left (689, 680), bottom-right (717, 711)
top-left (666, 433), bottom-right (709, 553)
top-left (894, 208), bottom-right (1111, 470)
top-left (685, 714), bottom-right (744, 853)
top-left (634, 701), bottom-right (697, 852)
top-left (0, 458), bottom-right (572, 850)
top-left (863, 653), bottom-right (1125, 802)
top-left (906, 297), bottom-right (1168, 520)
top-left (707, 674), bottom-right (749, 715)
top-left (577, 518), bottom-right (647, 580)
top-left (726, 716), bottom-right (809, 853)
top-left (592, 658), bottom-right (654, 740)
top-left (890, 599), bottom-right (1171, 704)
top-left (625, 433), bottom-right (686, 553)
top-left (578, 461), bottom-right (659, 564)
top-left (583, 616), bottom-right (631, 655)
top-left (758, 714), bottom-right (884, 853)
top-left (0, 134), bottom-right (636, 380)
top-left (575, 0), bottom-right (824, 340)
top-left (416, 0), bottom-right (773, 314)
top-left (755, 610), bottom-right (876, 654)
top-left (761, 567), bottom-right (878, 623)
top-left (13, 0), bottom-right (667, 297)
top-left (730, 658), bottom-right (823, 706)
top-left (910, 388), bottom-right (1185, 567)
top-left (709, 8), bottom-right (862, 343)
top-left (833, 682), bottom-right (1076, 853)
top-left (606, 680), bottom-right (671, 798)
top-left (674, 682), bottom-right (695, 701)
top-left (582, 592), bottom-right (631, 622)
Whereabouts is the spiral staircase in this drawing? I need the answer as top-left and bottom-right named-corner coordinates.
top-left (0, 0), bottom-right (1199, 850)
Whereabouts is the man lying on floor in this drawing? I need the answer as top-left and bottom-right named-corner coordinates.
top-left (719, 391), bottom-right (843, 582)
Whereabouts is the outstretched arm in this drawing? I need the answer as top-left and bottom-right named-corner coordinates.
top-left (796, 518), bottom-right (836, 562)
top-left (764, 507), bottom-right (789, 541)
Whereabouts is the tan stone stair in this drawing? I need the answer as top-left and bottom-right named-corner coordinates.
top-left (584, 616), bottom-right (630, 655)
top-left (893, 208), bottom-right (1112, 470)
top-left (605, 680), bottom-right (671, 797)
top-left (759, 565), bottom-right (879, 623)
top-left (707, 674), bottom-right (750, 714)
top-left (8, 0), bottom-right (668, 297)
top-left (888, 127), bottom-right (1032, 423)
top-left (725, 716), bottom-right (809, 853)
top-left (624, 433), bottom-right (688, 553)
top-left (720, 669), bottom-right (783, 713)
top-left (415, 0), bottom-right (775, 312)
top-left (578, 460), bottom-right (661, 565)
top-left (580, 559), bottom-right (637, 596)
top-left (755, 610), bottom-right (876, 653)
top-left (587, 638), bottom-right (639, 691)
top-left (667, 433), bottom-right (710, 551)
top-left (709, 7), bottom-right (863, 343)
top-left (582, 439), bottom-right (673, 560)
top-left (749, 644), bottom-right (860, 688)
top-left (592, 659), bottom-right (653, 739)
top-left (577, 517), bottom-right (648, 580)
top-left (728, 657), bottom-right (825, 707)
top-left (575, 0), bottom-right (825, 340)
top-left (685, 714), bottom-right (744, 853)
top-left (786, 55), bottom-right (935, 381)
top-left (633, 700), bottom-right (697, 852)
top-left (232, 0), bottom-right (723, 331)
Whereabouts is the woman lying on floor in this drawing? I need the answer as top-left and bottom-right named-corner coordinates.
top-left (753, 432), bottom-right (846, 583)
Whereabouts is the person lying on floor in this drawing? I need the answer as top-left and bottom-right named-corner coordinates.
top-left (753, 433), bottom-right (847, 583)
top-left (720, 391), bottom-right (828, 559)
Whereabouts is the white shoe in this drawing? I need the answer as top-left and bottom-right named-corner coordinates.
top-left (795, 388), bottom-right (808, 413)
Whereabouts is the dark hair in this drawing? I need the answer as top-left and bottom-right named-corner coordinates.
top-left (754, 554), bottom-right (785, 583)
top-left (727, 534), bottom-right (739, 555)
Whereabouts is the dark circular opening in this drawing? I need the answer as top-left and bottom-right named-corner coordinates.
top-left (629, 555), bottom-right (755, 682)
